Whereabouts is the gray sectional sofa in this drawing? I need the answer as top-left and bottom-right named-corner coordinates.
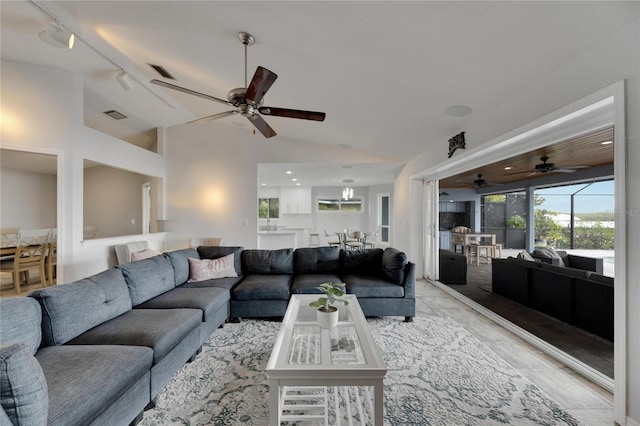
top-left (0, 245), bottom-right (414, 426)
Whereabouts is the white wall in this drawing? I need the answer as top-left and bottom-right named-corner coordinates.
top-left (393, 17), bottom-right (640, 424)
top-left (83, 165), bottom-right (147, 238)
top-left (165, 123), bottom-right (398, 249)
top-left (0, 167), bottom-right (56, 229)
top-left (0, 59), bottom-right (167, 281)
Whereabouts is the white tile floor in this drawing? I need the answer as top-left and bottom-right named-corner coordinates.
top-left (415, 278), bottom-right (613, 426)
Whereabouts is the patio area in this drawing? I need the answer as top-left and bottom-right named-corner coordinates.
top-left (443, 248), bottom-right (614, 379)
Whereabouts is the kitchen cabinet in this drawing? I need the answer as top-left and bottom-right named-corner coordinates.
top-left (281, 187), bottom-right (312, 214)
top-left (439, 201), bottom-right (466, 213)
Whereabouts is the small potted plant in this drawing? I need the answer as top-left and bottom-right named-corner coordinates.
top-left (309, 282), bottom-right (349, 329)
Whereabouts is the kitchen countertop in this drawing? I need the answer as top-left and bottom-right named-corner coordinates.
top-left (257, 231), bottom-right (297, 235)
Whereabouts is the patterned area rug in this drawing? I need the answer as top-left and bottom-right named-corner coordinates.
top-left (140, 317), bottom-right (579, 425)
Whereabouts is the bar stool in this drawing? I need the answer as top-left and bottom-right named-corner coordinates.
top-left (475, 244), bottom-right (495, 266)
top-left (309, 233), bottom-right (320, 247)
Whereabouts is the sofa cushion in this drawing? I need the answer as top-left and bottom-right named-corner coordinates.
top-left (36, 345), bottom-right (152, 426)
top-left (67, 309), bottom-right (201, 364)
top-left (294, 247), bottom-right (340, 274)
top-left (233, 275), bottom-right (292, 301)
top-left (198, 246), bottom-right (244, 276)
top-left (136, 287), bottom-right (230, 322)
top-left (382, 248), bottom-right (408, 285)
top-left (165, 248), bottom-right (199, 286)
top-left (188, 254), bottom-right (237, 282)
top-left (242, 249), bottom-right (294, 275)
top-left (30, 268), bottom-right (133, 346)
top-left (0, 343), bottom-right (48, 426)
top-left (291, 274), bottom-right (344, 294)
top-left (119, 255), bottom-right (176, 306)
top-left (0, 298), bottom-right (42, 354)
top-left (344, 275), bottom-right (405, 298)
top-left (340, 248), bottom-right (384, 275)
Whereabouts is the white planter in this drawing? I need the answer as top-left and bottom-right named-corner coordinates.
top-left (316, 307), bottom-right (339, 329)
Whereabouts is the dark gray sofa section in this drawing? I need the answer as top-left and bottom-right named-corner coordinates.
top-left (492, 257), bottom-right (613, 340)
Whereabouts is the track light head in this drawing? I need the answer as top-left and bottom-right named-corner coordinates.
top-left (39, 22), bottom-right (74, 49)
top-left (116, 70), bottom-right (134, 90)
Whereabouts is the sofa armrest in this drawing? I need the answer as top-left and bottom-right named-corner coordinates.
top-left (533, 256), bottom-right (562, 266)
top-left (402, 262), bottom-right (416, 299)
top-left (567, 255), bottom-right (604, 275)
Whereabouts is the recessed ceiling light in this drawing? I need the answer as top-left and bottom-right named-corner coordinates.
top-left (296, 183), bottom-right (301, 186)
top-left (600, 140), bottom-right (613, 145)
top-left (292, 178), bottom-right (297, 182)
top-left (504, 166), bottom-right (512, 170)
top-left (285, 170), bottom-right (293, 174)
top-left (445, 105), bottom-right (472, 117)
top-left (261, 183), bottom-right (266, 186)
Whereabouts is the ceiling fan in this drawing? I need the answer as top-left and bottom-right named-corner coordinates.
top-left (473, 173), bottom-right (502, 188)
top-left (150, 32), bottom-right (325, 138)
top-left (506, 155), bottom-right (588, 176)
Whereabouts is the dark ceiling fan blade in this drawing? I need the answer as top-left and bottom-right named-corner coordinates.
top-left (188, 110), bottom-right (239, 125)
top-left (259, 107), bottom-right (326, 121)
top-left (245, 66), bottom-right (278, 105)
top-left (151, 79), bottom-right (231, 106)
top-left (247, 114), bottom-right (277, 138)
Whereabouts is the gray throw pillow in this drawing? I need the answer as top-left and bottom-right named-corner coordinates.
top-left (516, 251), bottom-right (535, 262)
top-left (534, 247), bottom-right (565, 267)
top-left (0, 343), bottom-right (48, 426)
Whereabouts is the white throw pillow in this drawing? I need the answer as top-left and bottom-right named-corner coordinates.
top-left (188, 254), bottom-right (238, 282)
top-left (130, 249), bottom-right (161, 262)
top-left (533, 247), bottom-right (565, 267)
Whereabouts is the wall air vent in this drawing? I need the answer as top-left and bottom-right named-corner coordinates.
top-left (103, 110), bottom-right (127, 120)
top-left (148, 63), bottom-right (176, 80)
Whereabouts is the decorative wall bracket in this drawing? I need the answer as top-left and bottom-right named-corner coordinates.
top-left (448, 132), bottom-right (466, 158)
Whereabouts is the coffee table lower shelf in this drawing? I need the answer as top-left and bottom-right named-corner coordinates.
top-left (273, 384), bottom-right (381, 425)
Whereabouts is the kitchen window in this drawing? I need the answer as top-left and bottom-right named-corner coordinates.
top-left (317, 197), bottom-right (363, 212)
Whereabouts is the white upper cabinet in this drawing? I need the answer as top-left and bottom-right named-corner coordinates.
top-left (281, 187), bottom-right (312, 214)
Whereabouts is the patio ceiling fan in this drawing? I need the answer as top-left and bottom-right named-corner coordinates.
top-left (505, 155), bottom-right (588, 176)
top-left (150, 32), bottom-right (325, 138)
top-left (473, 174), bottom-right (502, 188)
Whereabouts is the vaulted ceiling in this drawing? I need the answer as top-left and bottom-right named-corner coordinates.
top-left (1, 2), bottom-right (635, 185)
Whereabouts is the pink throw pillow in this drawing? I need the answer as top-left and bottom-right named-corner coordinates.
top-left (131, 249), bottom-right (161, 262)
top-left (188, 254), bottom-right (238, 282)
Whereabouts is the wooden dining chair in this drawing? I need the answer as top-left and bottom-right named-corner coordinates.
top-left (45, 240), bottom-right (57, 286)
top-left (0, 228), bottom-right (20, 260)
top-left (0, 241), bottom-right (48, 293)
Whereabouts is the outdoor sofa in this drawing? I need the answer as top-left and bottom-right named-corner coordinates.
top-left (492, 254), bottom-right (613, 341)
top-left (0, 245), bottom-right (414, 426)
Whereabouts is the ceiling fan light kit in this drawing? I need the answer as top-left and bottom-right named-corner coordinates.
top-left (151, 32), bottom-right (326, 138)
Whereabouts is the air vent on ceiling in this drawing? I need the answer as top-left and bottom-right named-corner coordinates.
top-left (148, 63), bottom-right (176, 80)
top-left (103, 110), bottom-right (127, 120)
top-left (342, 178), bottom-right (354, 184)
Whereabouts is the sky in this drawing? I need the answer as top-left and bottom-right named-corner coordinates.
top-left (535, 180), bottom-right (614, 214)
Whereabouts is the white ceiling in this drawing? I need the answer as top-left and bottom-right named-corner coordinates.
top-left (258, 162), bottom-right (403, 188)
top-left (1, 1), bottom-right (637, 184)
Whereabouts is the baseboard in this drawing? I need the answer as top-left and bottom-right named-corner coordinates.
top-left (430, 279), bottom-right (614, 393)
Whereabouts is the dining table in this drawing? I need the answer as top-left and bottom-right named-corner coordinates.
top-left (450, 232), bottom-right (497, 257)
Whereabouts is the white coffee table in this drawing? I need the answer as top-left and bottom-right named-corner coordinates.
top-left (266, 294), bottom-right (387, 425)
